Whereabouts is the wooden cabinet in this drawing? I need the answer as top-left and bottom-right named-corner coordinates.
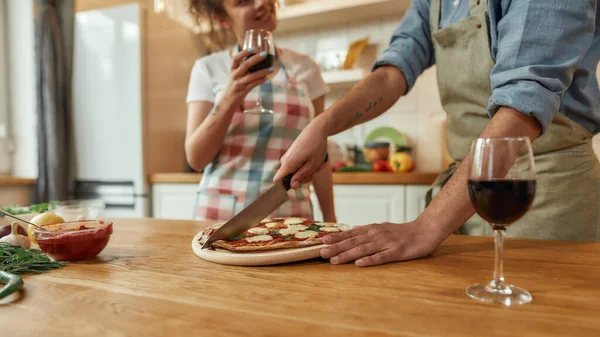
top-left (153, 183), bottom-right (430, 224)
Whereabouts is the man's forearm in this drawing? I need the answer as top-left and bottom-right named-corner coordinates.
top-left (417, 107), bottom-right (542, 239)
top-left (312, 161), bottom-right (336, 222)
top-left (322, 66), bottom-right (408, 136)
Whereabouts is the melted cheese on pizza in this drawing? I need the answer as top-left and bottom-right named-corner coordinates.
top-left (294, 230), bottom-right (318, 239)
top-left (246, 235), bottom-right (273, 242)
top-left (247, 227), bottom-right (269, 235)
top-left (283, 217), bottom-right (306, 225)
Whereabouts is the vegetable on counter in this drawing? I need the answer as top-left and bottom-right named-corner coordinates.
top-left (0, 270), bottom-right (23, 301)
top-left (0, 224), bottom-right (26, 239)
top-left (28, 212), bottom-right (65, 245)
top-left (371, 160), bottom-right (392, 173)
top-left (0, 242), bottom-right (67, 274)
top-left (0, 201), bottom-right (59, 216)
top-left (390, 152), bottom-right (414, 173)
top-left (0, 223), bottom-right (31, 249)
top-left (332, 161), bottom-right (348, 172)
top-left (0, 242), bottom-right (68, 302)
top-left (337, 164), bottom-right (373, 173)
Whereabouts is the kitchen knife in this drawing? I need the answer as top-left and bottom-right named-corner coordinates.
top-left (201, 154), bottom-right (328, 249)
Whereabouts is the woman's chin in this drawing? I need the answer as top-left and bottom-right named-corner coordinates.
top-left (253, 20), bottom-right (277, 32)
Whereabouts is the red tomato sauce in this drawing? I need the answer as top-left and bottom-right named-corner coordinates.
top-left (36, 223), bottom-right (113, 261)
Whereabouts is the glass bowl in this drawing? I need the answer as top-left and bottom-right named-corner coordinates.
top-left (34, 220), bottom-right (113, 261)
top-left (51, 199), bottom-right (106, 222)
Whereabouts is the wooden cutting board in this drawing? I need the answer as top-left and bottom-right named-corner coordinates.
top-left (191, 231), bottom-right (326, 266)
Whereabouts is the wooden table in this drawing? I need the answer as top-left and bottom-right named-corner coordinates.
top-left (3, 218), bottom-right (599, 337)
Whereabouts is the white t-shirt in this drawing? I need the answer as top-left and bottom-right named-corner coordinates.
top-left (186, 48), bottom-right (329, 105)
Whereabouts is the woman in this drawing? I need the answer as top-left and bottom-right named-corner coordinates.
top-left (185, 0), bottom-right (336, 222)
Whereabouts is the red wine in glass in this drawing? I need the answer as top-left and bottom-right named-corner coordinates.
top-left (245, 54), bottom-right (275, 73)
top-left (467, 179), bottom-right (536, 229)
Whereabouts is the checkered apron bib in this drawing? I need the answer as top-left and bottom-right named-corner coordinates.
top-left (195, 51), bottom-right (315, 221)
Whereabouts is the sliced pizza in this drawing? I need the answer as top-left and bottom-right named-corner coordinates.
top-left (198, 218), bottom-right (347, 252)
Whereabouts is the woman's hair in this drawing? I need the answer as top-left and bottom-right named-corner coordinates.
top-left (189, 0), bottom-right (231, 51)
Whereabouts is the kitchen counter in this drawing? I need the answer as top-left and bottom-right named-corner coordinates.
top-left (0, 175), bottom-right (36, 186)
top-left (4, 218), bottom-right (600, 337)
top-left (149, 172), bottom-right (440, 185)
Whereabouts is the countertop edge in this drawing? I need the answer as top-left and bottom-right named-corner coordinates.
top-left (149, 172), bottom-right (440, 185)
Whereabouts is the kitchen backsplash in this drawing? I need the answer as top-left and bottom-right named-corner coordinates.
top-left (275, 16), bottom-right (447, 172)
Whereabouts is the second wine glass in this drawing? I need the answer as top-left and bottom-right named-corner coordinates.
top-left (466, 137), bottom-right (536, 306)
top-left (243, 29), bottom-right (277, 114)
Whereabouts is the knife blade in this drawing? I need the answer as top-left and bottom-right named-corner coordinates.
top-left (201, 154), bottom-right (328, 249)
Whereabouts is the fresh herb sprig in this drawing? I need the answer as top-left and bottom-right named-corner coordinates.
top-left (0, 201), bottom-right (59, 216)
top-left (0, 242), bottom-right (67, 274)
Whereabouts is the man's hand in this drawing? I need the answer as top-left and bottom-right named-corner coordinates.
top-left (273, 116), bottom-right (329, 189)
top-left (320, 220), bottom-right (444, 267)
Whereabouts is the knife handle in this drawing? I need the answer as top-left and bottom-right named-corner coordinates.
top-left (282, 154), bottom-right (328, 191)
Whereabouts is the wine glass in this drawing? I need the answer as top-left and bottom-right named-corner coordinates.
top-left (242, 29), bottom-right (277, 114)
top-left (466, 137), bottom-right (536, 306)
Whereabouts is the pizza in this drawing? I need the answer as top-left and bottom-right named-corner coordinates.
top-left (198, 217), bottom-right (348, 252)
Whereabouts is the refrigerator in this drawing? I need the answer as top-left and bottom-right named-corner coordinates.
top-left (71, 3), bottom-right (149, 218)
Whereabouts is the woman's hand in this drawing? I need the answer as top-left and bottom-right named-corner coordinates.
top-left (220, 49), bottom-right (274, 109)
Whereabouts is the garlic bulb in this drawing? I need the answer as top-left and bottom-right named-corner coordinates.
top-left (0, 222), bottom-right (31, 249)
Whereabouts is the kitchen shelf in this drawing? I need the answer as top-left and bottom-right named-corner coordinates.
top-left (322, 69), bottom-right (366, 88)
top-left (168, 0), bottom-right (411, 35)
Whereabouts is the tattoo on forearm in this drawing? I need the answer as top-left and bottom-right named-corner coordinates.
top-left (344, 96), bottom-right (383, 128)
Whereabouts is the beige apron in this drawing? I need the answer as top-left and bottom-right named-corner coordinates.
top-left (427, 0), bottom-right (600, 241)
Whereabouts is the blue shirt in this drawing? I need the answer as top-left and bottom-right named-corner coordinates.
top-left (373, 0), bottom-right (600, 135)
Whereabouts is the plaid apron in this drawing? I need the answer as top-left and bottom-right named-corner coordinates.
top-left (195, 51), bottom-right (315, 221)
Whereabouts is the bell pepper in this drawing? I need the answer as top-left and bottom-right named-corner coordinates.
top-left (390, 152), bottom-right (414, 173)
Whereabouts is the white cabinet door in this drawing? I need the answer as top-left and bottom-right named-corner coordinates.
top-left (405, 185), bottom-right (430, 222)
top-left (312, 185), bottom-right (406, 226)
top-left (152, 184), bottom-right (198, 220)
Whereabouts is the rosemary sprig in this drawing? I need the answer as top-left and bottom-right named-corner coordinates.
top-left (0, 242), bottom-right (67, 275)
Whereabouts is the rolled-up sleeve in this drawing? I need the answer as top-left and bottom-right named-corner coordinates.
top-left (372, 0), bottom-right (435, 93)
top-left (487, 0), bottom-right (597, 134)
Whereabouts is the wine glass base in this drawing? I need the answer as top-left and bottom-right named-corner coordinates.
top-left (466, 283), bottom-right (532, 306)
top-left (244, 107), bottom-right (274, 114)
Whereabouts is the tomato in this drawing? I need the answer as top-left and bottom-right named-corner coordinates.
top-left (372, 160), bottom-right (392, 172)
top-left (332, 161), bottom-right (347, 172)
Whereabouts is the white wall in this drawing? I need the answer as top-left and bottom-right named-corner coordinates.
top-left (6, 0), bottom-right (37, 178)
top-left (275, 16), bottom-right (446, 172)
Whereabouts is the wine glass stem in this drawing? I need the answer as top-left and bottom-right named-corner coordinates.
top-left (255, 85), bottom-right (263, 109)
top-left (492, 227), bottom-right (506, 286)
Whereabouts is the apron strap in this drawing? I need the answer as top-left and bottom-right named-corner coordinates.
top-left (431, 0), bottom-right (488, 34)
top-left (424, 160), bottom-right (462, 207)
top-left (430, 0), bottom-right (441, 34)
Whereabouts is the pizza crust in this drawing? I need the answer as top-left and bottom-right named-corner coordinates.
top-left (212, 237), bottom-right (323, 252)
